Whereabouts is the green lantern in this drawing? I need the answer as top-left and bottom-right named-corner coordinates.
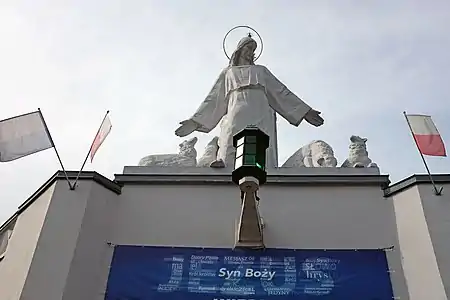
top-left (232, 125), bottom-right (270, 185)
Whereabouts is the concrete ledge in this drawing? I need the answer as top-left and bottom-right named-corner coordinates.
top-left (116, 166), bottom-right (389, 187)
top-left (17, 171), bottom-right (121, 213)
top-left (0, 170), bottom-right (121, 232)
top-left (384, 174), bottom-right (450, 197)
top-left (123, 166), bottom-right (381, 176)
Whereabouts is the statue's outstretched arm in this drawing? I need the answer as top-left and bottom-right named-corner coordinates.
top-left (263, 67), bottom-right (312, 126)
top-left (189, 69), bottom-right (228, 133)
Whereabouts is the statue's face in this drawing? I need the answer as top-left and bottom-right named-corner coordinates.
top-left (240, 42), bottom-right (256, 64)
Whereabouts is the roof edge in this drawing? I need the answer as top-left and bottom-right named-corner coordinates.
top-left (115, 173), bottom-right (390, 188)
top-left (384, 174), bottom-right (450, 197)
top-left (0, 170), bottom-right (121, 232)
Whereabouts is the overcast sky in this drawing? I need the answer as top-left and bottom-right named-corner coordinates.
top-left (1, 0), bottom-right (450, 223)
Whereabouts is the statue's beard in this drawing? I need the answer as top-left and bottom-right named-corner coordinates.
top-left (239, 53), bottom-right (254, 65)
top-left (230, 49), bottom-right (255, 66)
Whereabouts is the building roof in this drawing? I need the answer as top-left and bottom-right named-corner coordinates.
top-left (117, 166), bottom-right (390, 187)
top-left (1, 168), bottom-right (448, 232)
top-left (383, 174), bottom-right (450, 197)
top-left (0, 171), bottom-right (120, 233)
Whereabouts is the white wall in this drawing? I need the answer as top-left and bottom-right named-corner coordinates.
top-left (16, 179), bottom-right (118, 300)
top-left (392, 185), bottom-right (448, 300)
top-left (18, 180), bottom-right (93, 300)
top-left (112, 184), bottom-right (393, 249)
top-left (0, 182), bottom-right (55, 300)
top-left (61, 181), bottom-right (118, 300)
top-left (417, 183), bottom-right (450, 298)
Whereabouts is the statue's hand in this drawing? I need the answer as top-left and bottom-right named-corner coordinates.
top-left (305, 109), bottom-right (324, 127)
top-left (175, 119), bottom-right (199, 137)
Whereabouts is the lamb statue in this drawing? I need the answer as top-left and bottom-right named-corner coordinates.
top-left (341, 135), bottom-right (378, 168)
top-left (281, 140), bottom-right (338, 168)
top-left (138, 137), bottom-right (198, 167)
top-left (197, 136), bottom-right (220, 167)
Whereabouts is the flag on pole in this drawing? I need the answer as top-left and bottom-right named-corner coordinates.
top-left (0, 111), bottom-right (53, 162)
top-left (72, 110), bottom-right (111, 190)
top-left (89, 112), bottom-right (112, 162)
top-left (404, 114), bottom-right (446, 157)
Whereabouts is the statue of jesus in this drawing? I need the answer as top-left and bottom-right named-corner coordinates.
top-left (175, 35), bottom-right (324, 168)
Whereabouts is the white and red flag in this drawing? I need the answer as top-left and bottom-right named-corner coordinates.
top-left (72, 111), bottom-right (112, 190)
top-left (0, 110), bottom-right (53, 162)
top-left (1, 109), bottom-right (73, 189)
top-left (90, 111), bottom-right (112, 162)
top-left (404, 114), bottom-right (446, 157)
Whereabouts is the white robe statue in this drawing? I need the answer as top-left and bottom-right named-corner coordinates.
top-left (176, 35), bottom-right (324, 168)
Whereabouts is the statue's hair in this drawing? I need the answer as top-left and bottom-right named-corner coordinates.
top-left (229, 41), bottom-right (256, 66)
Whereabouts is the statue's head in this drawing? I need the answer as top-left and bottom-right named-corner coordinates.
top-left (229, 35), bottom-right (257, 66)
top-left (179, 137), bottom-right (198, 151)
top-left (349, 135), bottom-right (368, 155)
top-left (317, 156), bottom-right (338, 168)
top-left (350, 135), bottom-right (368, 145)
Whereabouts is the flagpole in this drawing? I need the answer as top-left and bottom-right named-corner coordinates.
top-left (38, 108), bottom-right (74, 190)
top-left (403, 111), bottom-right (443, 196)
top-left (72, 110), bottom-right (110, 190)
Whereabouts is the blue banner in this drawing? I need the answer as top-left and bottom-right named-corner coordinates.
top-left (105, 246), bottom-right (394, 300)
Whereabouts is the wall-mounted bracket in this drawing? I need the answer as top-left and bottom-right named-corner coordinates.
top-left (234, 176), bottom-right (265, 249)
